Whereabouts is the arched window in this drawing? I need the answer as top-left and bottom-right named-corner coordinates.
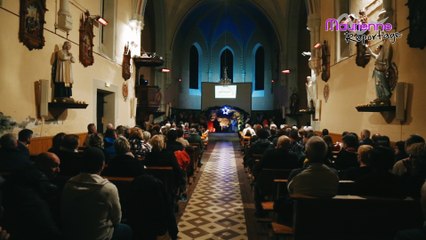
top-left (220, 49), bottom-right (233, 82)
top-left (255, 47), bottom-right (265, 90)
top-left (189, 45), bottom-right (199, 89)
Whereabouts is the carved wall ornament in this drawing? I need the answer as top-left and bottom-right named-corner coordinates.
top-left (122, 81), bottom-right (129, 101)
top-left (323, 84), bottom-right (329, 103)
top-left (79, 11), bottom-right (94, 67)
top-left (122, 43), bottom-right (131, 80)
top-left (19, 0), bottom-right (47, 50)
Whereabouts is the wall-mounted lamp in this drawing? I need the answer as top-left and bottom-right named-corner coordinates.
top-left (90, 15), bottom-right (108, 27)
top-left (161, 68), bottom-right (171, 73)
top-left (281, 69), bottom-right (291, 74)
top-left (178, 78), bottom-right (182, 82)
top-left (314, 42), bottom-right (322, 49)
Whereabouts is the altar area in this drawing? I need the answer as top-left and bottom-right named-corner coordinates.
top-left (204, 105), bottom-right (248, 133)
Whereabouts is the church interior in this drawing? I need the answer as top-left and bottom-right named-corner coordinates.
top-left (1, 0), bottom-right (426, 239)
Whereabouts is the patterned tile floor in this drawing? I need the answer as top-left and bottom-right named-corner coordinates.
top-left (178, 141), bottom-right (248, 240)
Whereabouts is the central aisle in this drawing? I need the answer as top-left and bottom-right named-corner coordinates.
top-left (178, 141), bottom-right (248, 239)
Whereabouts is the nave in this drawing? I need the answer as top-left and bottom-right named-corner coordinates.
top-left (177, 133), bottom-right (269, 240)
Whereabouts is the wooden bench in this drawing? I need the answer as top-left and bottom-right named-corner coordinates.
top-left (104, 176), bottom-right (135, 219)
top-left (273, 196), bottom-right (424, 240)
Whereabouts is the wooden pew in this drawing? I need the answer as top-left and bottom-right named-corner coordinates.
top-left (104, 176), bottom-right (135, 219)
top-left (273, 196), bottom-right (424, 240)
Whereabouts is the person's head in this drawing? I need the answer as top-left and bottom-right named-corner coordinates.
top-left (61, 134), bottom-right (79, 151)
top-left (81, 147), bottom-right (105, 174)
top-left (361, 129), bottom-right (371, 140)
top-left (394, 141), bottom-right (406, 156)
top-left (142, 131), bottom-right (151, 142)
top-left (35, 152), bottom-right (60, 179)
top-left (276, 136), bottom-right (291, 150)
top-left (342, 133), bottom-right (358, 149)
top-left (190, 128), bottom-right (198, 134)
top-left (289, 129), bottom-right (299, 141)
top-left (0, 133), bottom-right (18, 150)
top-left (409, 142), bottom-right (426, 178)
top-left (176, 128), bottom-right (184, 138)
top-left (87, 123), bottom-right (97, 134)
top-left (106, 123), bottom-right (114, 131)
top-left (321, 128), bottom-right (329, 136)
top-left (62, 41), bottom-right (71, 50)
top-left (88, 133), bottom-right (103, 149)
top-left (303, 132), bottom-right (316, 144)
top-left (129, 127), bottom-right (143, 140)
top-left (257, 128), bottom-right (270, 139)
top-left (18, 129), bottom-right (33, 144)
top-left (104, 129), bottom-right (117, 139)
top-left (116, 125), bottom-right (127, 137)
top-left (357, 145), bottom-right (373, 166)
top-left (150, 134), bottom-right (166, 152)
top-left (114, 136), bottom-right (131, 155)
top-left (376, 135), bottom-right (390, 148)
top-left (51, 132), bottom-right (66, 150)
top-left (166, 129), bottom-right (178, 142)
top-left (369, 146), bottom-right (395, 172)
top-left (405, 134), bottom-right (425, 153)
top-left (305, 136), bottom-right (328, 163)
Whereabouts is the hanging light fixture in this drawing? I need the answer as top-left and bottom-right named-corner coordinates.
top-left (219, 0), bottom-right (232, 85)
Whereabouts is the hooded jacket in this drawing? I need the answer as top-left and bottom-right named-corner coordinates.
top-left (61, 173), bottom-right (121, 240)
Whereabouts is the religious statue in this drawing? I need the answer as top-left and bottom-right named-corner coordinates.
top-left (355, 9), bottom-right (371, 68)
top-left (368, 41), bottom-right (397, 106)
top-left (290, 92), bottom-right (299, 114)
top-left (306, 76), bottom-right (317, 110)
top-left (51, 41), bottom-right (75, 99)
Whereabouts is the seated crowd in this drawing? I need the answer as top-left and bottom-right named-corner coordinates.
top-left (241, 123), bottom-right (426, 239)
top-left (0, 120), bottom-right (207, 240)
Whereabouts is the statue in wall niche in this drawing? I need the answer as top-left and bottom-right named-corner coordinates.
top-left (368, 40), bottom-right (398, 106)
top-left (306, 76), bottom-right (317, 110)
top-left (51, 41), bottom-right (75, 100)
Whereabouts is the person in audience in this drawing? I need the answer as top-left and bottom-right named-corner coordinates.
top-left (144, 135), bottom-right (185, 206)
top-left (106, 123), bottom-right (115, 131)
top-left (341, 144), bottom-right (373, 180)
top-left (176, 128), bottom-right (190, 147)
top-left (289, 129), bottom-right (305, 163)
top-left (242, 124), bottom-right (256, 137)
top-left (116, 125), bottom-right (128, 138)
top-left (87, 133), bottom-right (104, 149)
top-left (61, 147), bottom-right (132, 240)
top-left (393, 134), bottom-right (425, 176)
top-left (394, 140), bottom-right (408, 161)
top-left (103, 128), bottom-right (118, 163)
top-left (354, 146), bottom-right (404, 198)
top-left (288, 136), bottom-right (339, 197)
top-left (103, 136), bottom-right (144, 177)
top-left (253, 136), bottom-right (300, 216)
top-left (0, 133), bottom-right (32, 172)
top-left (321, 128), bottom-right (329, 137)
top-left (48, 132), bottom-right (66, 154)
top-left (187, 128), bottom-right (203, 149)
top-left (334, 133), bottom-right (359, 171)
top-left (165, 129), bottom-right (184, 153)
top-left (83, 123), bottom-right (97, 147)
top-left (254, 136), bottom-right (300, 176)
top-left (2, 152), bottom-right (62, 240)
top-left (128, 127), bottom-right (149, 159)
top-left (359, 129), bottom-right (373, 146)
top-left (244, 128), bottom-right (273, 170)
top-left (401, 142), bottom-right (426, 199)
top-left (56, 134), bottom-right (81, 177)
top-left (322, 135), bottom-right (334, 163)
top-left (127, 173), bottom-right (179, 240)
top-left (395, 143), bottom-right (426, 240)
top-left (17, 129), bottom-right (33, 157)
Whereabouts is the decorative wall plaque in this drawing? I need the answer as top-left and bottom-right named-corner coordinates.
top-left (19, 0), bottom-right (47, 50)
top-left (79, 11), bottom-right (94, 67)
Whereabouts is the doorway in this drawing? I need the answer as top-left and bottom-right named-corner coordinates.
top-left (97, 89), bottom-right (115, 133)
